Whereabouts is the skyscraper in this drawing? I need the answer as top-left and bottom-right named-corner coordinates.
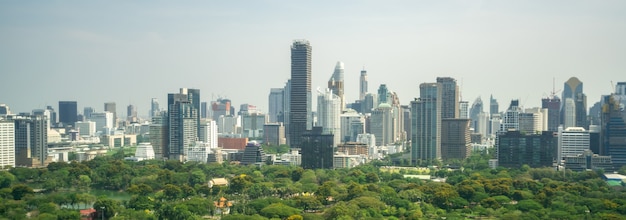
top-left (469, 97), bottom-right (483, 131)
top-left (328, 61), bottom-right (345, 111)
top-left (490, 95), bottom-right (499, 117)
top-left (542, 96), bottom-right (561, 131)
top-left (168, 92), bottom-right (198, 161)
top-left (0, 119), bottom-right (15, 168)
top-left (436, 77), bottom-right (459, 119)
top-left (301, 127), bottom-right (334, 169)
top-left (127, 104), bottom-right (137, 122)
top-left (412, 83), bottom-right (442, 164)
top-left (561, 77), bottom-right (587, 129)
top-left (151, 98), bottom-right (160, 118)
top-left (14, 115), bottom-right (48, 167)
top-left (268, 88), bottom-right (284, 123)
top-left (288, 40), bottom-right (312, 148)
top-left (441, 118), bottom-right (471, 160)
top-left (317, 88), bottom-right (342, 147)
top-left (378, 84), bottom-right (389, 105)
top-left (104, 102), bottom-right (117, 124)
top-left (459, 101), bottom-right (469, 119)
top-left (201, 102), bottom-right (209, 119)
top-left (360, 69), bottom-right (368, 101)
top-left (371, 103), bottom-right (393, 146)
top-left (58, 101), bottom-right (77, 126)
top-left (83, 107), bottom-right (94, 119)
top-left (600, 93), bottom-right (626, 168)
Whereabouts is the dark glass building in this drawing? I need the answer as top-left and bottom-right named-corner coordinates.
top-left (288, 40), bottom-right (312, 148)
top-left (58, 101), bottom-right (77, 126)
top-left (301, 127), bottom-right (334, 169)
top-left (497, 131), bottom-right (557, 168)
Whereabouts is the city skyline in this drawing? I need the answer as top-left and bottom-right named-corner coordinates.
top-left (1, 1), bottom-right (625, 114)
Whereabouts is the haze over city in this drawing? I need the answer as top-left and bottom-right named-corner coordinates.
top-left (1, 1), bottom-right (624, 115)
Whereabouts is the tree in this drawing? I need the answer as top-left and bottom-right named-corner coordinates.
top-left (11, 184), bottom-right (34, 200)
top-left (94, 198), bottom-right (121, 219)
top-left (229, 174), bottom-right (253, 194)
top-left (163, 184), bottom-right (183, 200)
top-left (0, 171), bottom-right (16, 189)
top-left (260, 203), bottom-right (301, 219)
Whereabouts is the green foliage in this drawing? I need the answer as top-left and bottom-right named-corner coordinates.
top-left (260, 203), bottom-right (301, 219)
top-left (94, 197), bottom-right (121, 219)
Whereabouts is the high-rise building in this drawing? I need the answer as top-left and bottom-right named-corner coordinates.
top-left (600, 93), bottom-right (626, 168)
top-left (459, 101), bottom-right (469, 119)
top-left (441, 118), bottom-right (471, 160)
top-left (500, 100), bottom-right (521, 132)
top-left (151, 98), bottom-right (160, 118)
top-left (411, 83), bottom-right (442, 164)
top-left (402, 105), bottom-right (412, 142)
top-left (301, 127), bottom-right (334, 169)
top-left (58, 101), bottom-right (77, 126)
top-left (497, 131), bottom-right (557, 168)
top-left (263, 123), bottom-right (286, 146)
top-left (0, 104), bottom-right (10, 116)
top-left (14, 115), bottom-right (48, 167)
top-left (32, 109), bottom-right (52, 131)
top-left (362, 93), bottom-right (377, 114)
top-left (360, 69), bottom-right (368, 101)
top-left (200, 102), bottom-right (209, 119)
top-left (127, 104), bottom-right (137, 123)
top-left (268, 88), bottom-right (284, 123)
top-left (377, 84), bottom-right (389, 105)
top-left (557, 126), bottom-right (590, 163)
top-left (211, 98), bottom-right (233, 121)
top-left (490, 95), bottom-right (499, 117)
top-left (436, 77), bottom-right (459, 119)
top-left (371, 104), bottom-right (393, 146)
top-left (469, 97), bottom-right (483, 131)
top-left (317, 89), bottom-right (341, 146)
top-left (46, 106), bottom-right (57, 127)
top-left (542, 96), bottom-right (561, 131)
top-left (561, 77), bottom-right (587, 129)
top-left (182, 88), bottom-right (201, 137)
top-left (288, 40), bottom-right (312, 148)
top-left (340, 110), bottom-right (365, 143)
top-left (75, 121), bottom-right (96, 137)
top-left (0, 119), bottom-right (15, 168)
top-left (241, 112), bottom-right (266, 138)
top-left (199, 119), bottom-right (218, 149)
top-left (90, 112), bottom-right (114, 134)
top-left (104, 102), bottom-right (117, 125)
top-left (328, 61), bottom-right (345, 111)
top-left (150, 113), bottom-right (168, 159)
top-left (83, 107), bottom-right (94, 119)
top-left (563, 98), bottom-right (576, 129)
top-left (168, 92), bottom-right (198, 161)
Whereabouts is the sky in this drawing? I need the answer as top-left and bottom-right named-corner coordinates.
top-left (1, 1), bottom-right (625, 117)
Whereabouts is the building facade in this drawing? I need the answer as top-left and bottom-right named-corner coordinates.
top-left (411, 83), bottom-right (442, 164)
top-left (288, 40), bottom-right (312, 148)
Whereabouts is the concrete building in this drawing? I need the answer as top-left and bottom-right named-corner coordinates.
top-left (241, 113), bottom-right (266, 138)
top-left (101, 134), bottom-right (137, 148)
top-left (564, 150), bottom-right (614, 172)
top-left (0, 104), bottom-right (10, 116)
top-left (459, 101), bottom-right (469, 119)
top-left (371, 104), bottom-right (393, 146)
top-left (199, 119), bottom-right (218, 149)
top-left (211, 98), bottom-right (233, 121)
top-left (104, 102), bottom-right (117, 126)
top-left (127, 104), bottom-right (137, 123)
top-left (441, 119), bottom-right (471, 160)
top-left (75, 121), bottom-right (96, 137)
top-left (218, 137), bottom-right (248, 150)
top-left (563, 98), bottom-right (576, 129)
top-left (317, 88), bottom-right (341, 147)
top-left (263, 123), bottom-right (286, 146)
top-left (151, 98), bottom-right (160, 119)
top-left (558, 126), bottom-right (590, 162)
top-left (0, 119), bottom-right (15, 168)
top-left (14, 115), bottom-right (49, 167)
top-left (340, 110), bottom-right (365, 143)
top-left (356, 133), bottom-right (377, 159)
top-left (337, 142), bottom-right (369, 156)
top-left (301, 127), bottom-right (334, 169)
top-left (333, 154), bottom-right (364, 169)
top-left (362, 93), bottom-right (377, 114)
top-left (288, 40), bottom-right (312, 148)
top-left (135, 142), bottom-right (155, 160)
top-left (561, 77), bottom-right (587, 129)
top-left (150, 114), bottom-right (168, 159)
top-left (218, 115), bottom-right (239, 135)
top-left (91, 112), bottom-right (114, 134)
top-left (411, 83), bottom-right (442, 164)
top-left (186, 141), bottom-right (211, 163)
top-left (268, 88), bottom-right (284, 123)
top-left (360, 69), bottom-right (368, 101)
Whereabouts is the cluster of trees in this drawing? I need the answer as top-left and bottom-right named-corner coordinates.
top-left (1, 150), bottom-right (626, 219)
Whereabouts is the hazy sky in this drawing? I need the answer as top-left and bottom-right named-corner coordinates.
top-left (1, 1), bottom-right (625, 117)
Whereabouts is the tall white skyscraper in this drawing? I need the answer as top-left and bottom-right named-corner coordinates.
top-left (0, 119), bottom-right (15, 168)
top-left (360, 69), bottom-right (368, 101)
top-left (564, 98), bottom-right (576, 129)
top-left (317, 88), bottom-right (341, 147)
top-left (91, 112), bottom-right (114, 134)
top-left (340, 109), bottom-right (365, 143)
